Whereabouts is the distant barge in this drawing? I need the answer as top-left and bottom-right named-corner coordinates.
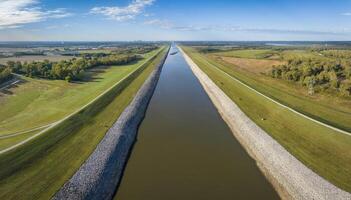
top-left (170, 51), bottom-right (178, 55)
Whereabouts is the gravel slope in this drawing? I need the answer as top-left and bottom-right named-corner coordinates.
top-left (53, 48), bottom-right (169, 200)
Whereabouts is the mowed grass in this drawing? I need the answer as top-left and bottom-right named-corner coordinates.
top-left (212, 48), bottom-right (328, 61)
top-left (0, 50), bottom-right (159, 136)
top-left (280, 50), bottom-right (325, 60)
top-left (0, 129), bottom-right (44, 150)
top-left (214, 49), bottom-right (277, 59)
top-left (182, 47), bottom-right (351, 192)
top-left (0, 47), bottom-right (168, 200)
top-left (218, 56), bottom-right (285, 74)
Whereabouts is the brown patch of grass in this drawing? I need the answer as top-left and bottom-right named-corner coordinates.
top-left (217, 56), bottom-right (285, 74)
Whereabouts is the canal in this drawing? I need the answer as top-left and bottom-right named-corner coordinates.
top-left (115, 46), bottom-right (279, 199)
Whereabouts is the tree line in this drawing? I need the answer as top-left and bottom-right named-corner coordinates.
top-left (5, 54), bottom-right (141, 82)
top-left (270, 58), bottom-right (351, 96)
top-left (0, 65), bottom-right (13, 85)
top-left (319, 50), bottom-right (351, 59)
top-left (112, 45), bottom-right (158, 55)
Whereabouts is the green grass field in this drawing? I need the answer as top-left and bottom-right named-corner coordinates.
top-left (280, 50), bottom-right (325, 60)
top-left (182, 46), bottom-right (351, 192)
top-left (0, 50), bottom-right (160, 150)
top-left (78, 49), bottom-right (113, 54)
top-left (211, 48), bottom-right (328, 61)
top-left (0, 47), bottom-right (168, 200)
top-left (213, 49), bottom-right (277, 59)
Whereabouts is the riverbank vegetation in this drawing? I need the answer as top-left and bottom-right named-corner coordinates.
top-left (182, 46), bottom-right (351, 192)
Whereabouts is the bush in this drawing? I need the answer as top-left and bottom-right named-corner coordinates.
top-left (65, 76), bottom-right (72, 83)
top-left (6, 54), bottom-right (141, 81)
top-left (270, 57), bottom-right (350, 96)
top-left (340, 80), bottom-right (351, 96)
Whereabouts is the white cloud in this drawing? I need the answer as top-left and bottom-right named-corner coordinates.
top-left (144, 19), bottom-right (172, 29)
top-left (143, 19), bottom-right (351, 36)
top-left (0, 0), bottom-right (71, 29)
top-left (46, 8), bottom-right (72, 19)
top-left (143, 13), bottom-right (154, 17)
top-left (143, 19), bottom-right (207, 31)
top-left (91, 0), bottom-right (155, 21)
top-left (341, 12), bottom-right (351, 16)
top-left (46, 23), bottom-right (72, 30)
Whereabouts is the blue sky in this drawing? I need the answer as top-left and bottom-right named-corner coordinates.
top-left (0, 0), bottom-right (350, 41)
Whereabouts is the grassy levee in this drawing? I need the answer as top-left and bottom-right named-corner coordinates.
top-left (206, 52), bottom-right (351, 133)
top-left (0, 50), bottom-right (160, 149)
top-left (0, 129), bottom-right (43, 150)
top-left (0, 47), bottom-right (168, 200)
top-left (0, 50), bottom-right (158, 136)
top-left (182, 46), bottom-right (351, 192)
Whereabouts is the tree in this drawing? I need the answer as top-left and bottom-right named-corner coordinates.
top-left (340, 80), bottom-right (351, 96)
top-left (65, 75), bottom-right (72, 82)
top-left (328, 71), bottom-right (339, 88)
top-left (5, 52), bottom-right (140, 81)
top-left (0, 66), bottom-right (13, 84)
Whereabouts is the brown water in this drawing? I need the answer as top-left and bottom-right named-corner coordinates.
top-left (115, 46), bottom-right (279, 200)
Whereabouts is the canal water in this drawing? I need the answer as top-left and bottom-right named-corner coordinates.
top-left (115, 46), bottom-right (279, 200)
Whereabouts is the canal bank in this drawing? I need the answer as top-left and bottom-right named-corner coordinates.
top-left (54, 47), bottom-right (169, 200)
top-left (115, 46), bottom-right (278, 199)
top-left (179, 47), bottom-right (351, 200)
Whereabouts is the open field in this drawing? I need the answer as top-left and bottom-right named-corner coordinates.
top-left (77, 49), bottom-right (113, 54)
top-left (182, 46), bottom-right (351, 192)
top-left (204, 49), bottom-right (351, 132)
top-left (219, 56), bottom-right (285, 74)
top-left (0, 66), bottom-right (133, 134)
top-left (0, 50), bottom-right (159, 147)
top-left (213, 49), bottom-right (277, 59)
top-left (280, 50), bottom-right (325, 60)
top-left (209, 48), bottom-right (330, 61)
top-left (0, 55), bottom-right (75, 64)
top-left (0, 46), bottom-right (168, 200)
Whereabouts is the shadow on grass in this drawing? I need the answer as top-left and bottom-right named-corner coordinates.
top-left (0, 78), bottom-right (27, 95)
top-left (73, 69), bottom-right (106, 84)
top-left (72, 61), bottom-right (139, 84)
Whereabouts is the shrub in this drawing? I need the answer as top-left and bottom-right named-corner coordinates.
top-left (270, 57), bottom-right (349, 96)
top-left (5, 54), bottom-right (141, 81)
